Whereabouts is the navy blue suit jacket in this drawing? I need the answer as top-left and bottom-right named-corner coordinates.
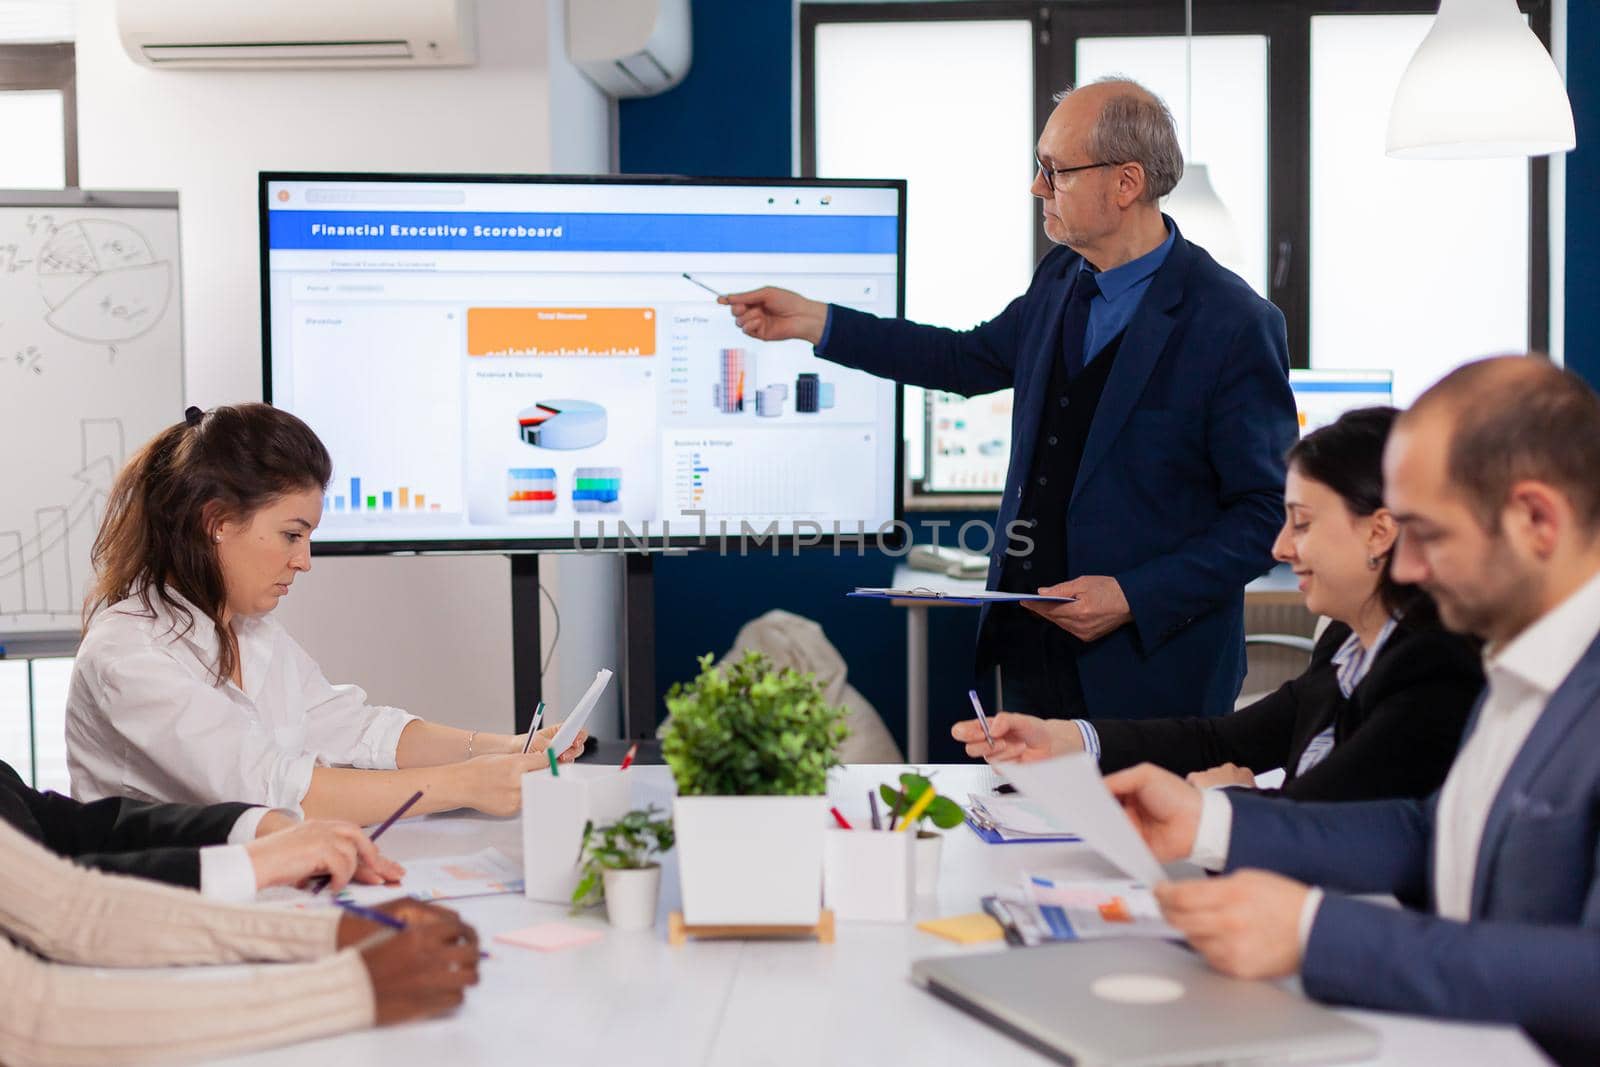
top-left (823, 222), bottom-right (1296, 718)
top-left (1226, 631), bottom-right (1600, 1064)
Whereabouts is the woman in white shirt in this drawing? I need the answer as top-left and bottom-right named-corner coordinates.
top-left (67, 403), bottom-right (585, 825)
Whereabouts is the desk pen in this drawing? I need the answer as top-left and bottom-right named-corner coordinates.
top-left (521, 701), bottom-right (547, 755)
top-left (311, 789), bottom-right (424, 895)
top-left (335, 900), bottom-right (490, 959)
top-left (968, 688), bottom-right (996, 750)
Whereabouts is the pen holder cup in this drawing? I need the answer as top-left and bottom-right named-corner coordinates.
top-left (822, 829), bottom-right (915, 922)
top-left (521, 765), bottom-right (634, 904)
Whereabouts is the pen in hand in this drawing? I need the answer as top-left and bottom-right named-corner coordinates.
top-left (521, 701), bottom-right (547, 755)
top-left (311, 789), bottom-right (425, 896)
top-left (336, 900), bottom-right (489, 959)
top-left (968, 688), bottom-right (996, 750)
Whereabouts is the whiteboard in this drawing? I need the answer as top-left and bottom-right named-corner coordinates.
top-left (0, 190), bottom-right (183, 645)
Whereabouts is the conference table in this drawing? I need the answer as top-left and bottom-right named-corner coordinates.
top-left (209, 765), bottom-right (1550, 1067)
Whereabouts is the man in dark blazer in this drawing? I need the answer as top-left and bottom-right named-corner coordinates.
top-left (1107, 358), bottom-right (1600, 1064)
top-left (725, 78), bottom-right (1297, 720)
top-left (0, 758), bottom-right (400, 896)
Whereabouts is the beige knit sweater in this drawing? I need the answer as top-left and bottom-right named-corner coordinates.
top-left (0, 819), bottom-right (375, 1065)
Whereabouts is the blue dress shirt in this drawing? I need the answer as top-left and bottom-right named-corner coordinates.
top-left (1078, 219), bottom-right (1175, 363)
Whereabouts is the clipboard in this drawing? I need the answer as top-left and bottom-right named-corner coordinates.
top-left (964, 795), bottom-right (1080, 844)
top-left (848, 587), bottom-right (1076, 605)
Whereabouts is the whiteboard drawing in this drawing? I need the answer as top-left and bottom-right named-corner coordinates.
top-left (0, 193), bottom-right (183, 640)
top-left (36, 219), bottom-right (173, 345)
top-left (0, 419), bottom-right (121, 624)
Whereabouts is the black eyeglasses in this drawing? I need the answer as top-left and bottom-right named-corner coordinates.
top-left (1036, 157), bottom-right (1118, 192)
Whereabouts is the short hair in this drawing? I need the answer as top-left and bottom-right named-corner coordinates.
top-left (1054, 77), bottom-right (1184, 201)
top-left (1406, 356), bottom-right (1600, 534)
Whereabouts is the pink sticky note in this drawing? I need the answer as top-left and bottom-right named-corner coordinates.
top-left (494, 922), bottom-right (605, 952)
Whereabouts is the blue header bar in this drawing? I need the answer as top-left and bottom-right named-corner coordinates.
top-left (268, 210), bottom-right (898, 254)
top-left (1291, 381), bottom-right (1394, 394)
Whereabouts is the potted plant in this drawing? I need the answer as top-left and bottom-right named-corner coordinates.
top-left (571, 805), bottom-right (675, 931)
top-left (879, 772), bottom-right (965, 894)
top-left (661, 651), bottom-right (850, 926)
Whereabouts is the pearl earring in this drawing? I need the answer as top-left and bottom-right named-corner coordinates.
top-left (214, 534), bottom-right (222, 544)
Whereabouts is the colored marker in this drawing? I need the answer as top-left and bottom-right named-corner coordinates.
top-left (829, 806), bottom-right (853, 830)
top-left (868, 790), bottom-right (883, 831)
top-left (548, 748), bottom-right (560, 777)
top-left (887, 786), bottom-right (907, 832)
top-left (619, 742), bottom-right (639, 771)
top-left (897, 786), bottom-right (937, 832)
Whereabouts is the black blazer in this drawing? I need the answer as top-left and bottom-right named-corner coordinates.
top-left (1091, 617), bottom-right (1483, 801)
top-left (0, 760), bottom-right (251, 888)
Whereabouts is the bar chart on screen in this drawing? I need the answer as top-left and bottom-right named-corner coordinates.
top-left (666, 429), bottom-right (879, 523)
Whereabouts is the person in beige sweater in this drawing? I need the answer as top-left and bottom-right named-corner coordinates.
top-left (0, 817), bottom-right (479, 1066)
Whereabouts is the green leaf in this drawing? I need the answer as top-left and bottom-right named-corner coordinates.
top-left (660, 650), bottom-right (850, 796)
top-left (926, 795), bottom-right (965, 829)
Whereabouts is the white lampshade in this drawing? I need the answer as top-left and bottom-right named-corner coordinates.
top-left (1387, 0), bottom-right (1575, 159)
top-left (1164, 163), bottom-right (1240, 270)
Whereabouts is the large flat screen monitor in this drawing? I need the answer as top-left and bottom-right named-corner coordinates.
top-left (260, 172), bottom-right (905, 553)
top-left (1289, 369), bottom-right (1395, 436)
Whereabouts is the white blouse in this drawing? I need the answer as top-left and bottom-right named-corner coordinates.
top-left (66, 591), bottom-right (417, 814)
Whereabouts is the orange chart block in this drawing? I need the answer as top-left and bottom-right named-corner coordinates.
top-left (468, 307), bottom-right (656, 357)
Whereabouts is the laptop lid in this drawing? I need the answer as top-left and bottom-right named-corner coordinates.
top-left (912, 940), bottom-right (1378, 1067)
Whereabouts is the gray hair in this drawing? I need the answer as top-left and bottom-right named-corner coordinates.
top-left (1054, 78), bottom-right (1184, 202)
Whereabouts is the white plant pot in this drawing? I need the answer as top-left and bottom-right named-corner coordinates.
top-left (823, 828), bottom-right (914, 921)
top-left (914, 831), bottom-right (943, 895)
top-left (602, 865), bottom-right (662, 931)
top-left (673, 795), bottom-right (826, 925)
top-left (520, 765), bottom-right (633, 904)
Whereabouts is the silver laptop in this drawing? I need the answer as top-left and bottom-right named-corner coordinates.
top-left (912, 940), bottom-right (1378, 1067)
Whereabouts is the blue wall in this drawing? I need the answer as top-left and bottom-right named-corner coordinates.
top-left (621, 0), bottom-right (989, 759)
top-left (1566, 3), bottom-right (1599, 389)
top-left (620, 0), bottom-right (1600, 753)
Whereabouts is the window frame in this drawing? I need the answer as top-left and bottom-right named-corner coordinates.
top-left (0, 42), bottom-right (78, 187)
top-left (799, 1), bottom-right (1553, 367)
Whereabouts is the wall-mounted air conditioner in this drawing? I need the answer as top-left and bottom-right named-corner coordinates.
top-left (567, 0), bottom-right (690, 98)
top-left (116, 0), bottom-right (476, 70)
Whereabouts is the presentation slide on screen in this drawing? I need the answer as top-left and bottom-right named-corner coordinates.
top-left (264, 179), bottom-right (902, 544)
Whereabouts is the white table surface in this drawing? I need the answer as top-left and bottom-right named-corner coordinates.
top-left (206, 765), bottom-right (1550, 1067)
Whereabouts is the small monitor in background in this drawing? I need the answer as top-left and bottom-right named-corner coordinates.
top-left (1289, 369), bottom-right (1395, 435)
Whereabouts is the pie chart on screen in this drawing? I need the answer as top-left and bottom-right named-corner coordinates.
top-left (517, 400), bottom-right (607, 450)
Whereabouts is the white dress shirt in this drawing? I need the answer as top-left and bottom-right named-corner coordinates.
top-left (197, 806), bottom-right (275, 902)
top-left (66, 591), bottom-right (417, 816)
top-left (1189, 566), bottom-right (1600, 945)
top-left (1432, 566), bottom-right (1600, 919)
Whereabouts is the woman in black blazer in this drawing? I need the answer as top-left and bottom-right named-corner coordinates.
top-left (953, 406), bottom-right (1484, 802)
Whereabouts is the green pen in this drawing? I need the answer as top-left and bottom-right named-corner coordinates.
top-left (548, 747), bottom-right (560, 777)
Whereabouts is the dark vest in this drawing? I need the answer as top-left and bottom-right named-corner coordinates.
top-left (998, 326), bottom-right (1126, 593)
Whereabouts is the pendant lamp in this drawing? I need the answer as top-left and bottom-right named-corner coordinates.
top-left (1387, 0), bottom-right (1574, 159)
top-left (1163, 0), bottom-right (1239, 261)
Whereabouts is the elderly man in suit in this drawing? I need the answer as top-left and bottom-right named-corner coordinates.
top-left (724, 78), bottom-right (1297, 721)
top-left (1109, 357), bottom-right (1600, 1065)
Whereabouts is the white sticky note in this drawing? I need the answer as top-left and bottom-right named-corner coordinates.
top-left (998, 754), bottom-right (1167, 886)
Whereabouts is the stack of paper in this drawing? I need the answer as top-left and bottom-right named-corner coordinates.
top-left (984, 875), bottom-right (1178, 946)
